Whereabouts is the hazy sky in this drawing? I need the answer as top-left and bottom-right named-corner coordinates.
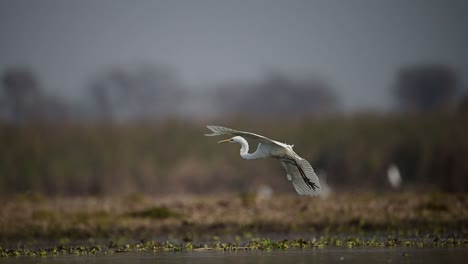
top-left (1, 0), bottom-right (467, 111)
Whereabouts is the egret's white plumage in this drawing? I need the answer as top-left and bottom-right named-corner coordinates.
top-left (205, 125), bottom-right (321, 196)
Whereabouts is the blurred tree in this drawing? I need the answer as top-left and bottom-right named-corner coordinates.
top-left (89, 69), bottom-right (127, 120)
top-left (1, 68), bottom-right (44, 122)
top-left (393, 64), bottom-right (458, 112)
top-left (88, 65), bottom-right (183, 121)
top-left (0, 68), bottom-right (73, 122)
top-left (216, 72), bottom-right (339, 117)
top-left (458, 94), bottom-right (468, 114)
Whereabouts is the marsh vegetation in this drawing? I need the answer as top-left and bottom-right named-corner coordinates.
top-left (1, 115), bottom-right (467, 257)
top-left (1, 114), bottom-right (468, 196)
top-left (0, 191), bottom-right (467, 257)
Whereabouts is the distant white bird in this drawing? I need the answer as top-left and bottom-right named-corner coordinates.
top-left (205, 125), bottom-right (321, 196)
top-left (387, 164), bottom-right (402, 189)
top-left (256, 184), bottom-right (273, 200)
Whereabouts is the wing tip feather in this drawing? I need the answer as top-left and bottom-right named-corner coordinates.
top-left (205, 125), bottom-right (223, 136)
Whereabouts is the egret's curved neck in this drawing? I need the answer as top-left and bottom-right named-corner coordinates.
top-left (236, 137), bottom-right (261, 160)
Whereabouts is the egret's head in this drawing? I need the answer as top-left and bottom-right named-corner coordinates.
top-left (218, 136), bottom-right (243, 144)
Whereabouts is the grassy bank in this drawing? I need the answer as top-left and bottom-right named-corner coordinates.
top-left (0, 192), bottom-right (467, 256)
top-left (1, 192), bottom-right (467, 241)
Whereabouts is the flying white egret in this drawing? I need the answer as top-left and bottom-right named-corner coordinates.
top-left (205, 125), bottom-right (321, 196)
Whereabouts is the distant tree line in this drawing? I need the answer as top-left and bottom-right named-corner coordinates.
top-left (0, 63), bottom-right (466, 123)
top-left (215, 72), bottom-right (339, 118)
top-left (0, 66), bottom-right (341, 122)
top-left (87, 65), bottom-right (185, 121)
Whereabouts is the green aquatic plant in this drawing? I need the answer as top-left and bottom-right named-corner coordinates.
top-left (1, 236), bottom-right (468, 258)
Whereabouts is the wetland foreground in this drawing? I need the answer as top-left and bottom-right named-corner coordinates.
top-left (0, 192), bottom-right (467, 258)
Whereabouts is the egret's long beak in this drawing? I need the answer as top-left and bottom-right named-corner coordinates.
top-left (217, 138), bottom-right (232, 144)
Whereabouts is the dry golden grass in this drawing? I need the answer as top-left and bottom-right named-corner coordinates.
top-left (1, 191), bottom-right (467, 243)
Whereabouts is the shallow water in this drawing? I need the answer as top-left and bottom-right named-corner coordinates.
top-left (1, 248), bottom-right (467, 264)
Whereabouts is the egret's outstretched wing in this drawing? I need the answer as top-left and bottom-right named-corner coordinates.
top-left (280, 157), bottom-right (321, 196)
top-left (205, 125), bottom-right (286, 147)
